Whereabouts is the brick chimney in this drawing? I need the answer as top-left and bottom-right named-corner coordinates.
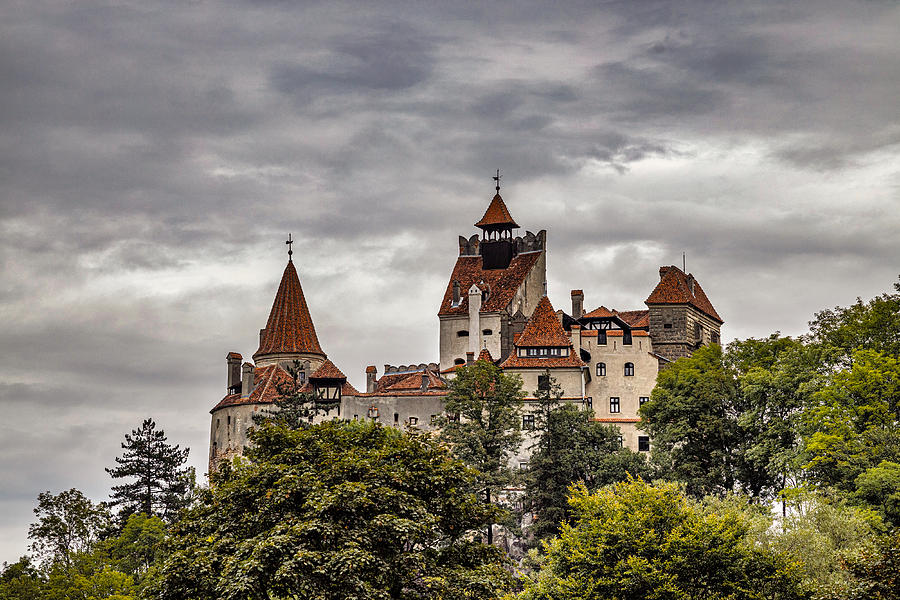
top-left (365, 365), bottom-right (377, 393)
top-left (420, 372), bottom-right (429, 392)
top-left (241, 362), bottom-right (255, 398)
top-left (466, 351), bottom-right (475, 366)
top-left (571, 290), bottom-right (584, 319)
top-left (226, 352), bottom-right (242, 393)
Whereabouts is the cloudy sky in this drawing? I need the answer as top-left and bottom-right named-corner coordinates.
top-left (2, 0), bottom-right (899, 562)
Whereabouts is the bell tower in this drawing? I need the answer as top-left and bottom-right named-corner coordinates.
top-left (475, 170), bottom-right (519, 270)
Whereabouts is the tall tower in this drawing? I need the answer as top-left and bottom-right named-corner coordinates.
top-left (438, 174), bottom-right (548, 371)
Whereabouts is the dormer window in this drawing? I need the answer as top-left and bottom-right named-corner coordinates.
top-left (520, 347), bottom-right (569, 358)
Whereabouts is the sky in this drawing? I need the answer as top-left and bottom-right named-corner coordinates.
top-left (1, 0), bottom-right (899, 563)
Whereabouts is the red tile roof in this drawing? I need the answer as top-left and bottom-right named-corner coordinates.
top-left (500, 353), bottom-right (585, 368)
top-left (581, 307), bottom-right (649, 328)
top-left (438, 252), bottom-right (541, 316)
top-left (582, 305), bottom-right (615, 319)
top-left (254, 260), bottom-right (325, 360)
top-left (384, 370), bottom-right (446, 392)
top-left (211, 364), bottom-right (295, 412)
top-left (646, 266), bottom-right (722, 323)
top-left (477, 348), bottom-right (495, 362)
top-left (309, 358), bottom-right (347, 380)
top-left (474, 193), bottom-right (519, 228)
top-left (226, 352), bottom-right (243, 360)
top-left (515, 296), bottom-right (571, 347)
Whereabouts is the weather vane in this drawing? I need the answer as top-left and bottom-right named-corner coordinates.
top-left (286, 233), bottom-right (293, 260)
top-left (493, 169), bottom-right (501, 192)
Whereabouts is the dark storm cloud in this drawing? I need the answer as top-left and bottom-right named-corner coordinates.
top-left (2, 0), bottom-right (900, 562)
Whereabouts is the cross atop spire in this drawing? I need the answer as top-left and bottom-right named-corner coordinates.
top-left (286, 233), bottom-right (293, 261)
top-left (493, 168), bottom-right (501, 192)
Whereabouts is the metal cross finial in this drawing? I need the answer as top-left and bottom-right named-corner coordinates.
top-left (493, 169), bottom-right (501, 192)
top-left (286, 233), bottom-right (294, 260)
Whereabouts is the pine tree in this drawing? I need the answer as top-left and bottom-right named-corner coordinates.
top-left (106, 419), bottom-right (193, 523)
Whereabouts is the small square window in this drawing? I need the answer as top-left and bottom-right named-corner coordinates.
top-left (408, 416), bottom-right (418, 426)
top-left (638, 436), bottom-right (650, 452)
top-left (523, 414), bottom-right (535, 430)
top-left (519, 462), bottom-right (529, 470)
top-left (610, 397), bottom-right (620, 414)
top-left (639, 396), bottom-right (650, 406)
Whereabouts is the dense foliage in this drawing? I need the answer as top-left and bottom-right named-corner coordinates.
top-left (148, 419), bottom-right (512, 600)
top-left (521, 478), bottom-right (807, 600)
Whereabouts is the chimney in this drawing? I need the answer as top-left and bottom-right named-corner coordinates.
top-left (241, 362), bottom-right (255, 398)
top-left (687, 274), bottom-right (695, 295)
top-left (452, 280), bottom-right (461, 305)
top-left (468, 284), bottom-right (482, 355)
top-left (226, 352), bottom-right (242, 392)
top-left (570, 324), bottom-right (582, 353)
top-left (365, 365), bottom-right (377, 393)
top-left (571, 289), bottom-right (584, 319)
top-left (420, 372), bottom-right (429, 392)
top-left (466, 351), bottom-right (475, 366)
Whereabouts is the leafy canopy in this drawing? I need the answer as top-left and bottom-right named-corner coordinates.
top-left (148, 420), bottom-right (512, 600)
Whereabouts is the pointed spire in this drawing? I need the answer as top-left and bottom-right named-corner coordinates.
top-left (475, 193), bottom-right (520, 229)
top-left (253, 260), bottom-right (325, 360)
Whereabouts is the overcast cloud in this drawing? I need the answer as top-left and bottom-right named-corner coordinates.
top-left (2, 0), bottom-right (899, 563)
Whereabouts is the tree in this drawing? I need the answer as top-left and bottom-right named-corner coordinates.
top-left (640, 344), bottom-right (740, 496)
top-left (854, 461), bottom-right (900, 527)
top-left (807, 276), bottom-right (900, 359)
top-left (729, 336), bottom-right (830, 506)
top-left (802, 350), bottom-right (900, 495)
top-left (840, 528), bottom-right (900, 600)
top-left (27, 489), bottom-right (109, 572)
top-left (525, 403), bottom-right (650, 545)
top-left (105, 419), bottom-right (193, 524)
top-left (0, 557), bottom-right (45, 600)
top-left (439, 360), bottom-right (525, 545)
top-left (147, 420), bottom-right (512, 600)
top-left (101, 513), bottom-right (166, 580)
top-left (520, 478), bottom-right (806, 600)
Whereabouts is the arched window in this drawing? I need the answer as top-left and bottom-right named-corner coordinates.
top-left (454, 358), bottom-right (465, 365)
top-left (624, 362), bottom-right (634, 376)
top-left (596, 362), bottom-right (606, 376)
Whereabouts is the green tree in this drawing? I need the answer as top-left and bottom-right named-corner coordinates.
top-left (0, 557), bottom-right (45, 600)
top-left (101, 513), bottom-right (166, 581)
top-left (147, 420), bottom-right (512, 600)
top-left (854, 461), bottom-right (900, 527)
top-left (807, 277), bottom-right (900, 359)
top-left (525, 403), bottom-right (650, 545)
top-left (520, 478), bottom-right (806, 600)
top-left (439, 360), bottom-right (525, 545)
top-left (802, 350), bottom-right (900, 495)
top-left (640, 344), bottom-right (740, 496)
top-left (105, 419), bottom-right (193, 524)
top-left (27, 489), bottom-right (109, 572)
top-left (839, 528), bottom-right (900, 600)
top-left (729, 336), bottom-right (829, 506)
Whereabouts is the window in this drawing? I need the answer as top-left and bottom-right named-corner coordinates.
top-left (394, 412), bottom-right (400, 424)
top-left (454, 358), bottom-right (465, 365)
top-left (624, 362), bottom-right (634, 377)
top-left (431, 414), bottom-right (439, 424)
top-left (519, 461), bottom-right (529, 471)
top-left (623, 330), bottom-right (632, 345)
top-left (522, 414), bottom-right (535, 430)
top-left (617, 435), bottom-right (624, 448)
top-left (711, 332), bottom-right (720, 345)
top-left (609, 397), bottom-right (620, 413)
top-left (457, 330), bottom-right (469, 337)
top-left (408, 416), bottom-right (418, 426)
top-left (482, 329), bottom-right (493, 336)
top-left (664, 323), bottom-right (673, 329)
top-left (353, 414), bottom-right (359, 420)
top-left (227, 415), bottom-right (231, 425)
top-left (639, 396), bottom-right (650, 406)
top-left (537, 375), bottom-right (550, 391)
top-left (598, 330), bottom-right (607, 344)
top-left (638, 436), bottom-right (650, 452)
top-left (596, 362), bottom-right (606, 376)
top-left (583, 397), bottom-right (592, 410)
top-left (447, 412), bottom-right (459, 423)
top-left (216, 419), bottom-right (220, 429)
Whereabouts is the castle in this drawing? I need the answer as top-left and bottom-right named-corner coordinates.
top-left (209, 183), bottom-right (722, 472)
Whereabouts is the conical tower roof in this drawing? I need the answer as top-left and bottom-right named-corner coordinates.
top-left (475, 193), bottom-right (519, 229)
top-left (253, 260), bottom-right (324, 360)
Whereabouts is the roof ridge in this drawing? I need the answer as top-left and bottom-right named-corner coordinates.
top-left (515, 296), bottom-right (573, 347)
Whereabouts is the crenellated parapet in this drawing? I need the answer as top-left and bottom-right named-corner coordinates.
top-left (457, 229), bottom-right (546, 257)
